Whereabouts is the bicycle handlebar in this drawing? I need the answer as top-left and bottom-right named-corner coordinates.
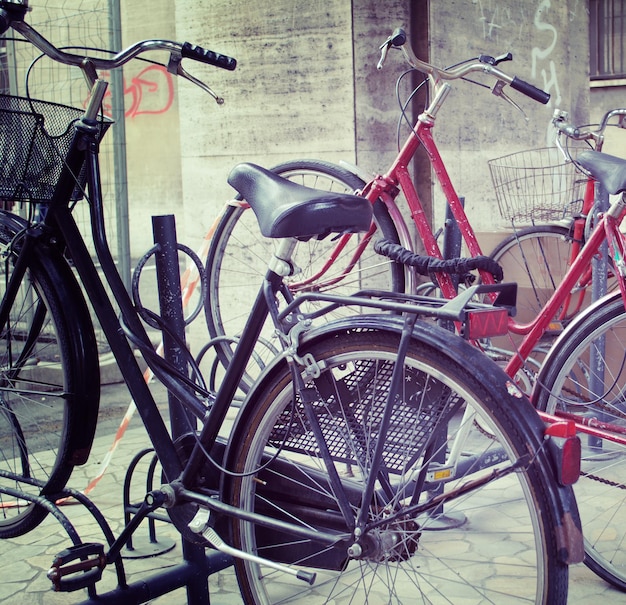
top-left (552, 107), bottom-right (626, 166)
top-left (181, 42), bottom-right (236, 71)
top-left (379, 27), bottom-right (550, 106)
top-left (553, 108), bottom-right (626, 143)
top-left (0, 0), bottom-right (236, 101)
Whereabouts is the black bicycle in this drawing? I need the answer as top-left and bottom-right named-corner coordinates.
top-left (0, 3), bottom-right (581, 603)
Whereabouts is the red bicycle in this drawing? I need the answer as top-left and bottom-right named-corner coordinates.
top-left (205, 28), bottom-right (626, 589)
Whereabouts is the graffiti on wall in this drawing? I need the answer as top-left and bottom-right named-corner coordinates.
top-left (96, 65), bottom-right (175, 119)
top-left (473, 0), bottom-right (527, 41)
top-left (473, 0), bottom-right (562, 107)
top-left (531, 0), bottom-right (561, 107)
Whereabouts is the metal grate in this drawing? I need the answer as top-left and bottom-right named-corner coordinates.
top-left (0, 1), bottom-right (124, 359)
top-left (269, 359), bottom-right (462, 475)
top-left (590, 0), bottom-right (626, 80)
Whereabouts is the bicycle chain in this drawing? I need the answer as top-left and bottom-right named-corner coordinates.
top-left (581, 470), bottom-right (626, 489)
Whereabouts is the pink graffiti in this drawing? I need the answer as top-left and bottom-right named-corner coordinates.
top-left (96, 65), bottom-right (175, 119)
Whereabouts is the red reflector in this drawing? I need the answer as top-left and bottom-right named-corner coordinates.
top-left (464, 308), bottom-right (509, 339)
top-left (558, 435), bottom-right (582, 486)
top-left (545, 420), bottom-right (577, 439)
top-left (546, 421), bottom-right (581, 486)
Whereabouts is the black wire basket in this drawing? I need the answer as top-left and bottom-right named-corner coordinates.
top-left (0, 94), bottom-right (112, 203)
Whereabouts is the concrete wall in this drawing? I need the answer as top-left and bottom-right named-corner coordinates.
top-left (14, 1), bottom-right (593, 258)
top-left (173, 0), bottom-right (411, 249)
top-left (119, 0), bottom-right (183, 253)
top-left (167, 0), bottom-right (589, 256)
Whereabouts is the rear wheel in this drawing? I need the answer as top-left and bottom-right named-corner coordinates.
top-left (228, 325), bottom-right (570, 603)
top-left (0, 212), bottom-right (99, 537)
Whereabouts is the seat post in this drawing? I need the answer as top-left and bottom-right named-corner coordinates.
top-left (268, 237), bottom-right (299, 277)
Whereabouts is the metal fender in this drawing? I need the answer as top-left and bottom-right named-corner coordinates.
top-left (224, 313), bottom-right (583, 564)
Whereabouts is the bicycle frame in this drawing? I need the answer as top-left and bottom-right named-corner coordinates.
top-left (261, 65), bottom-right (626, 451)
top-left (1, 78), bottom-right (537, 554)
top-left (379, 107), bottom-right (626, 433)
top-left (0, 95), bottom-right (344, 547)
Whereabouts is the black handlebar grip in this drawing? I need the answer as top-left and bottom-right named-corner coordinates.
top-left (510, 76), bottom-right (550, 104)
top-left (182, 42), bottom-right (237, 71)
top-left (390, 28), bottom-right (407, 47)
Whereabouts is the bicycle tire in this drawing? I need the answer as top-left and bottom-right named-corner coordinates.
top-left (0, 211), bottom-right (100, 538)
top-left (204, 159), bottom-right (403, 373)
top-left (226, 322), bottom-right (570, 604)
top-left (534, 291), bottom-right (626, 590)
top-left (489, 224), bottom-right (576, 325)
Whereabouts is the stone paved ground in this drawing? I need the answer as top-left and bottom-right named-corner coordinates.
top-left (1, 382), bottom-right (625, 604)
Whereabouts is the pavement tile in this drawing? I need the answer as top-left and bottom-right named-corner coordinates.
top-left (1, 382), bottom-right (625, 604)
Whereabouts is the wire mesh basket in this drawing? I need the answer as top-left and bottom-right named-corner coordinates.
top-left (0, 94), bottom-right (112, 203)
top-left (488, 147), bottom-right (586, 223)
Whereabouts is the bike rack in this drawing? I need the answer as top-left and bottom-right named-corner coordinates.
top-left (121, 447), bottom-right (176, 559)
top-left (0, 470), bottom-right (127, 599)
top-left (81, 214), bottom-right (234, 603)
top-left (0, 215), bottom-right (233, 604)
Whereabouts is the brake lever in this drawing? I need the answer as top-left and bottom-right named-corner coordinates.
top-left (479, 52), bottom-right (513, 66)
top-left (494, 52), bottom-right (513, 65)
top-left (377, 28), bottom-right (407, 70)
top-left (377, 40), bottom-right (391, 70)
top-left (167, 54), bottom-right (224, 105)
top-left (492, 80), bottom-right (528, 122)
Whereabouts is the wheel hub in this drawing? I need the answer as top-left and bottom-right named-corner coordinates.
top-left (350, 518), bottom-right (421, 563)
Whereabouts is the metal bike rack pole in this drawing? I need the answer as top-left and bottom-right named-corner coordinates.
top-left (589, 183), bottom-right (610, 449)
top-left (426, 199), bottom-right (467, 530)
top-left (592, 182), bottom-right (610, 304)
top-left (443, 197), bottom-right (464, 289)
top-left (152, 214), bottom-right (211, 604)
top-left (109, 0), bottom-right (131, 291)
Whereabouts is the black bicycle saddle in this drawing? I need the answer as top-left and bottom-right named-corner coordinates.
top-left (227, 162), bottom-right (373, 240)
top-left (577, 150), bottom-right (626, 195)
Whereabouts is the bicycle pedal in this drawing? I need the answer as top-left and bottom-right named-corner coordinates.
top-left (47, 543), bottom-right (106, 592)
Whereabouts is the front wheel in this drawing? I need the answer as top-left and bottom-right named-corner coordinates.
top-left (227, 325), bottom-right (570, 603)
top-left (0, 212), bottom-right (100, 538)
top-left (489, 223), bottom-right (575, 325)
top-left (534, 292), bottom-right (626, 590)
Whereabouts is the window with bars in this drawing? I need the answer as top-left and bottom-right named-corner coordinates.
top-left (590, 0), bottom-right (626, 80)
